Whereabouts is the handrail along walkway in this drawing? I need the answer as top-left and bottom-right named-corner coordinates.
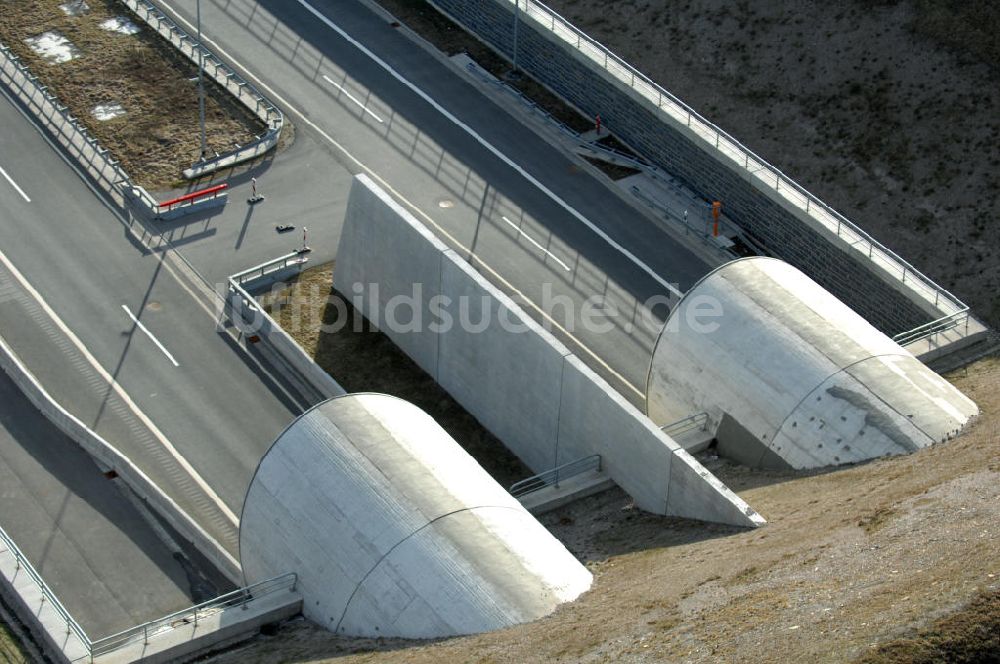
top-left (509, 454), bottom-right (602, 498)
top-left (1, 522), bottom-right (297, 663)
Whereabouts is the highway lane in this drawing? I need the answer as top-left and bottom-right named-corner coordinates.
top-left (0, 95), bottom-right (298, 537)
top-left (0, 370), bottom-right (219, 638)
top-left (153, 0), bottom-right (715, 399)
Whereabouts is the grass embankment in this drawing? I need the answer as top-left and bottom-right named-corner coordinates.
top-left (0, 620), bottom-right (28, 664)
top-left (0, 0), bottom-right (265, 189)
top-left (259, 262), bottom-right (530, 488)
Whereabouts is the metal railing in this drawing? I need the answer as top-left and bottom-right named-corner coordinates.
top-left (509, 454), bottom-right (601, 498)
top-left (231, 251), bottom-right (307, 287)
top-left (122, 0), bottom-right (284, 177)
top-left (507, 0), bottom-right (968, 321)
top-left (464, 50), bottom-right (767, 261)
top-left (1, 523), bottom-right (297, 662)
top-left (0, 524), bottom-right (90, 650)
top-left (0, 41), bottom-right (147, 205)
top-left (660, 412), bottom-right (709, 439)
top-left (89, 572), bottom-right (298, 658)
top-left (893, 309), bottom-right (970, 347)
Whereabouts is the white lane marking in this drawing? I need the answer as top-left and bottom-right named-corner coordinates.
top-left (297, 0), bottom-right (683, 299)
top-left (122, 304), bottom-right (180, 367)
top-left (0, 164), bottom-right (31, 203)
top-left (0, 75), bottom-right (310, 415)
top-left (0, 246), bottom-right (239, 527)
top-left (322, 74), bottom-right (384, 123)
top-left (154, 0), bottom-right (644, 400)
top-left (501, 216), bottom-right (571, 272)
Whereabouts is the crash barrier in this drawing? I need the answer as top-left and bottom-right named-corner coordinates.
top-left (122, 0), bottom-right (284, 179)
top-left (0, 41), bottom-right (159, 214)
top-left (155, 182), bottom-right (229, 220)
top-left (427, 0), bottom-right (972, 343)
top-left (227, 254), bottom-right (346, 404)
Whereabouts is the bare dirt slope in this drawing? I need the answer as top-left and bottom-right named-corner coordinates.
top-left (215, 263), bottom-right (1000, 662)
top-left (541, 0), bottom-right (1000, 331)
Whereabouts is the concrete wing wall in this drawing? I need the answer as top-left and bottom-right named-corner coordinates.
top-left (333, 175), bottom-right (763, 528)
top-left (334, 176), bottom-right (448, 372)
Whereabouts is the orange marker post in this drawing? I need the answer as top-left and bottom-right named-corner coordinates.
top-left (712, 201), bottom-right (722, 237)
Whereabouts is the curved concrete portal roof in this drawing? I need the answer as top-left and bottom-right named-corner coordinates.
top-left (239, 393), bottom-right (592, 638)
top-left (646, 258), bottom-right (978, 469)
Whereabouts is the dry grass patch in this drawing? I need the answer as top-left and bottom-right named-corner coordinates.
top-left (0, 0), bottom-right (265, 189)
top-left (258, 261), bottom-right (530, 488)
top-left (0, 620), bottom-right (28, 664)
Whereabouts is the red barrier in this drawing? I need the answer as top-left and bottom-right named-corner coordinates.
top-left (158, 183), bottom-right (228, 209)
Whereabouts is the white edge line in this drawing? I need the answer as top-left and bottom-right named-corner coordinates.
top-left (0, 72), bottom-right (309, 415)
top-left (322, 74), bottom-right (384, 123)
top-left (0, 246), bottom-right (239, 527)
top-left (122, 304), bottom-right (180, 367)
top-left (501, 215), bottom-right (571, 272)
top-left (297, 0), bottom-right (682, 299)
top-left (154, 0), bottom-right (645, 400)
top-left (0, 164), bottom-right (31, 203)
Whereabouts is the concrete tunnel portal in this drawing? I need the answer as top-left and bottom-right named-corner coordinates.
top-left (239, 393), bottom-right (592, 639)
top-left (646, 257), bottom-right (978, 469)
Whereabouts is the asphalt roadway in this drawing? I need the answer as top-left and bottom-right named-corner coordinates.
top-left (0, 94), bottom-right (299, 557)
top-left (0, 0), bottom-right (714, 639)
top-left (150, 0), bottom-right (714, 400)
top-left (0, 368), bottom-right (222, 638)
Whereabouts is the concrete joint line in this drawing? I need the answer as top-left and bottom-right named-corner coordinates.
top-left (332, 505), bottom-right (525, 634)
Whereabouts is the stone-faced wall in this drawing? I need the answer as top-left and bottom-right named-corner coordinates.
top-left (427, 0), bottom-right (933, 335)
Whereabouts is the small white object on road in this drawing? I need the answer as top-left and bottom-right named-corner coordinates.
top-left (122, 304), bottom-right (179, 367)
top-left (322, 74), bottom-right (384, 123)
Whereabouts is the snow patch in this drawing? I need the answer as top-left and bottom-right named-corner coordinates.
top-left (24, 32), bottom-right (80, 64)
top-left (92, 103), bottom-right (125, 121)
top-left (100, 16), bottom-right (141, 36)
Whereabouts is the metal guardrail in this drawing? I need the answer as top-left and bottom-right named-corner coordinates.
top-left (509, 454), bottom-right (601, 498)
top-left (2, 521), bottom-right (297, 661)
top-left (231, 251), bottom-right (307, 287)
top-left (123, 0), bottom-right (284, 178)
top-left (892, 309), bottom-right (970, 347)
top-left (0, 41), bottom-right (159, 209)
top-left (1, 522), bottom-right (297, 663)
top-left (660, 412), bottom-right (709, 439)
top-left (89, 572), bottom-right (298, 658)
top-left (0, 524), bottom-right (90, 650)
top-left (507, 0), bottom-right (968, 322)
top-left (464, 55), bottom-right (768, 262)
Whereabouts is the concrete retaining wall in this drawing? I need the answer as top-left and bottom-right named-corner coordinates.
top-left (424, 0), bottom-right (938, 337)
top-left (334, 175), bottom-right (762, 527)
